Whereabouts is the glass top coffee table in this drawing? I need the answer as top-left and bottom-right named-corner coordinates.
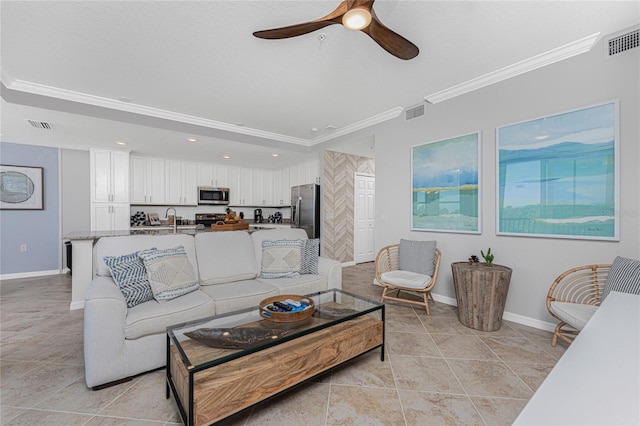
top-left (166, 289), bottom-right (385, 426)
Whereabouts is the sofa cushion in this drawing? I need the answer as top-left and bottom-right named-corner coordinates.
top-left (549, 301), bottom-right (598, 331)
top-left (251, 228), bottom-right (308, 272)
top-left (195, 232), bottom-right (258, 285)
top-left (124, 289), bottom-right (215, 339)
top-left (601, 256), bottom-right (640, 302)
top-left (103, 250), bottom-right (154, 307)
top-left (200, 279), bottom-right (280, 315)
top-left (257, 274), bottom-right (327, 295)
top-left (381, 270), bottom-right (431, 289)
top-left (301, 239), bottom-right (320, 275)
top-left (259, 239), bottom-right (303, 278)
top-left (138, 246), bottom-right (200, 301)
top-left (399, 239), bottom-right (437, 277)
top-left (94, 234), bottom-right (197, 277)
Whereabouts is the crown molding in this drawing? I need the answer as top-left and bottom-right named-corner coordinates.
top-left (309, 107), bottom-right (404, 145)
top-left (5, 79), bottom-right (312, 146)
top-left (425, 32), bottom-right (601, 104)
top-left (4, 78), bottom-right (402, 147)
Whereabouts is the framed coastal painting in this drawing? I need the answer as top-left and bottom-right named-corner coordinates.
top-left (0, 165), bottom-right (44, 210)
top-left (497, 101), bottom-right (619, 240)
top-left (411, 132), bottom-right (481, 233)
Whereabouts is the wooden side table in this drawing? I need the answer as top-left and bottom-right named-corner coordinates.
top-left (451, 262), bottom-right (513, 331)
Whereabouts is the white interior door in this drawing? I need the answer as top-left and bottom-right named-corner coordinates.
top-left (354, 173), bottom-right (375, 263)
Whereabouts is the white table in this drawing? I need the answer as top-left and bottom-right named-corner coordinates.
top-left (514, 291), bottom-right (640, 425)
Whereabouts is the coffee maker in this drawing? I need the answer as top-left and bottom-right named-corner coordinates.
top-left (254, 208), bottom-right (263, 223)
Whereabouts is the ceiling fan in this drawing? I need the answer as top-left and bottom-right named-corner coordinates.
top-left (253, 0), bottom-right (419, 60)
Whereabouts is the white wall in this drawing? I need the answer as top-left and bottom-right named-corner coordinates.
top-left (61, 148), bottom-right (90, 269)
top-left (371, 37), bottom-right (639, 327)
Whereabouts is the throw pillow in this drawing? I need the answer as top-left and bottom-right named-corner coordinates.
top-left (103, 251), bottom-right (155, 308)
top-left (601, 256), bottom-right (640, 301)
top-left (399, 239), bottom-right (437, 277)
top-left (138, 246), bottom-right (200, 302)
top-left (300, 238), bottom-right (320, 275)
top-left (260, 239), bottom-right (303, 279)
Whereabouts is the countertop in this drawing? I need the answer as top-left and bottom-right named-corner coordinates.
top-left (64, 222), bottom-right (291, 240)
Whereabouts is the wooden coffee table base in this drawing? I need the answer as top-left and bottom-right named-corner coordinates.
top-left (168, 316), bottom-right (384, 426)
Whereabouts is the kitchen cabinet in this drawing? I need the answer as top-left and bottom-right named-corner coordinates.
top-left (197, 163), bottom-right (229, 187)
top-left (166, 160), bottom-right (198, 205)
top-left (288, 160), bottom-right (320, 187)
top-left (91, 149), bottom-right (130, 203)
top-left (228, 167), bottom-right (253, 205)
top-left (130, 156), bottom-right (165, 205)
top-left (252, 169), bottom-right (274, 205)
top-left (91, 203), bottom-right (130, 232)
top-left (273, 168), bottom-right (290, 206)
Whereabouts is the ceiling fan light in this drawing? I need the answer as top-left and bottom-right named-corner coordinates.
top-left (342, 7), bottom-right (371, 30)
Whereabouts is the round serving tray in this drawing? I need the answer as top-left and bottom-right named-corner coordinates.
top-left (259, 294), bottom-right (315, 323)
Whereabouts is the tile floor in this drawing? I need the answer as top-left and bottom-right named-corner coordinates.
top-left (1, 263), bottom-right (568, 425)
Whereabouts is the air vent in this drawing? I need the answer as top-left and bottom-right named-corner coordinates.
top-left (405, 104), bottom-right (425, 121)
top-left (27, 120), bottom-right (53, 130)
top-left (606, 28), bottom-right (639, 57)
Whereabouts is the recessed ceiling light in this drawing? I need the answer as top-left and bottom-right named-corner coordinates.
top-left (311, 128), bottom-right (319, 132)
top-left (272, 153), bottom-right (279, 157)
top-left (223, 155), bottom-right (231, 159)
top-left (187, 138), bottom-right (197, 143)
top-left (115, 141), bottom-right (126, 146)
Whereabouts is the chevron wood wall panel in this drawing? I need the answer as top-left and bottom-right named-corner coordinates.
top-left (323, 150), bottom-right (375, 263)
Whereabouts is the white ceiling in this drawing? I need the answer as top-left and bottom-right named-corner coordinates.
top-left (2, 1), bottom-right (638, 169)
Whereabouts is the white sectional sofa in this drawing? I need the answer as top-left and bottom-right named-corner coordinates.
top-left (84, 228), bottom-right (342, 389)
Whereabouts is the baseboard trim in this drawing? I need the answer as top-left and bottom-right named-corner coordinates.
top-left (431, 292), bottom-right (556, 332)
top-left (341, 261), bottom-right (356, 267)
top-left (70, 300), bottom-right (85, 310)
top-left (1, 269), bottom-right (63, 281)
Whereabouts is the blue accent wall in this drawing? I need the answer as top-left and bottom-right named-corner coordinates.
top-left (0, 142), bottom-right (60, 275)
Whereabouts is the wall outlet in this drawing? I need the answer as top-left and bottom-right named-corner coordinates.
top-left (19, 244), bottom-right (27, 252)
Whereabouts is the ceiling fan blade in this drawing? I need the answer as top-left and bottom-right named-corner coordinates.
top-left (253, 1), bottom-right (349, 39)
top-left (361, 11), bottom-right (419, 60)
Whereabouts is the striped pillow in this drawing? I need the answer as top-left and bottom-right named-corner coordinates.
top-left (103, 251), bottom-right (154, 308)
top-left (300, 239), bottom-right (320, 275)
top-left (138, 246), bottom-right (200, 302)
top-left (601, 256), bottom-right (640, 301)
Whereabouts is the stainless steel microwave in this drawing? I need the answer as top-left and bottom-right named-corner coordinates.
top-left (198, 186), bottom-right (229, 205)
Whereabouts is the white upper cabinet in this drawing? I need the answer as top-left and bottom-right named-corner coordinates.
top-left (197, 163), bottom-right (214, 187)
top-left (91, 149), bottom-right (130, 203)
top-left (252, 169), bottom-right (274, 205)
top-left (130, 156), bottom-right (165, 205)
top-left (228, 167), bottom-right (253, 205)
top-left (197, 163), bottom-right (228, 188)
top-left (214, 165), bottom-right (229, 188)
top-left (166, 160), bottom-right (197, 205)
top-left (288, 159), bottom-right (319, 188)
top-left (273, 168), bottom-right (290, 206)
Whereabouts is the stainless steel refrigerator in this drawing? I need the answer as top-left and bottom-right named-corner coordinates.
top-left (291, 184), bottom-right (320, 239)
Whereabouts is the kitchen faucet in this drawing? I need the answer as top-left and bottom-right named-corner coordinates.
top-left (165, 207), bottom-right (177, 233)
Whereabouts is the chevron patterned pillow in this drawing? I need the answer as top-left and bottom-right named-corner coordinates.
top-left (104, 250), bottom-right (155, 308)
top-left (138, 246), bottom-right (200, 302)
top-left (300, 239), bottom-right (319, 275)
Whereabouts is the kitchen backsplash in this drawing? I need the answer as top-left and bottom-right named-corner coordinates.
top-left (131, 205), bottom-right (291, 224)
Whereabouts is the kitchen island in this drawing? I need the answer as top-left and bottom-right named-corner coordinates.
top-left (64, 223), bottom-right (291, 310)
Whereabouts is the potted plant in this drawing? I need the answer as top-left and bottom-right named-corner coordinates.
top-left (480, 248), bottom-right (494, 266)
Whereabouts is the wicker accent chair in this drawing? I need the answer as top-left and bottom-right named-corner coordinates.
top-left (375, 244), bottom-right (441, 315)
top-left (546, 264), bottom-right (611, 346)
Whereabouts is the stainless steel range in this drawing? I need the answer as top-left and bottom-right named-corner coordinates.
top-left (195, 213), bottom-right (227, 227)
